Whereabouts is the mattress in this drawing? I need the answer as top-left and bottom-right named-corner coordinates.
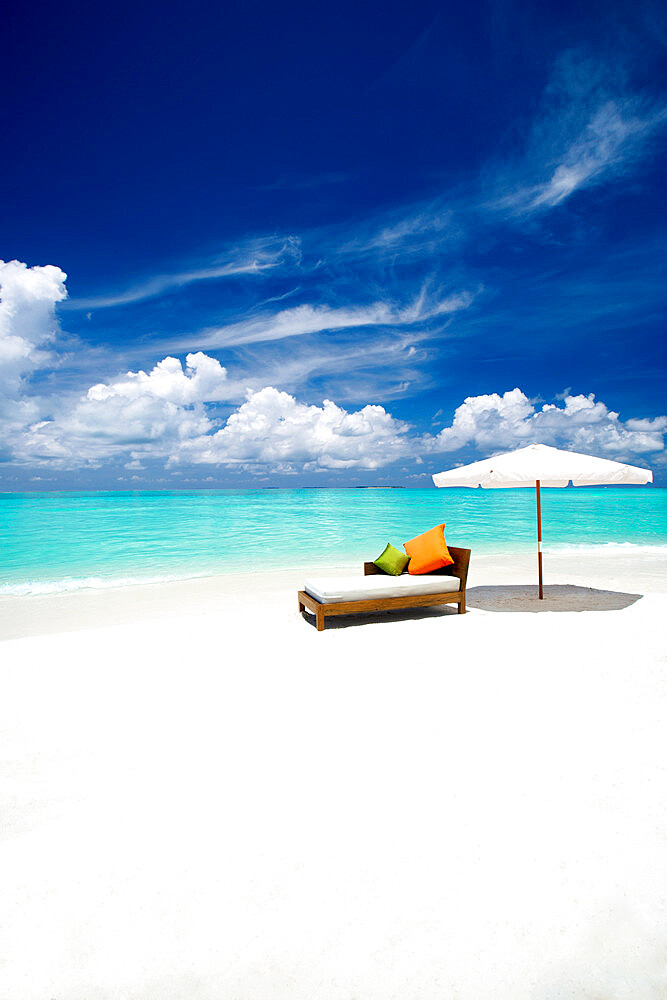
top-left (304, 573), bottom-right (459, 604)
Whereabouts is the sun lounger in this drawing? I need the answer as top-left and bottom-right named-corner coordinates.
top-left (298, 546), bottom-right (470, 631)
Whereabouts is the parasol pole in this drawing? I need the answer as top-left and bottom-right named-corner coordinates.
top-left (536, 479), bottom-right (543, 599)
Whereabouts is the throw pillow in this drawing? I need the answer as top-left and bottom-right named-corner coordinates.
top-left (403, 524), bottom-right (454, 575)
top-left (373, 542), bottom-right (410, 576)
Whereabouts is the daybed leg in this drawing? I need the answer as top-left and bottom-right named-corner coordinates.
top-left (298, 599), bottom-right (305, 614)
top-left (458, 594), bottom-right (466, 614)
top-left (316, 607), bottom-right (325, 631)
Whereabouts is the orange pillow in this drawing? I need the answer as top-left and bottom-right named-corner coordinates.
top-left (403, 524), bottom-right (454, 575)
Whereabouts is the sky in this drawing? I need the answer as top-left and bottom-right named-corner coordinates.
top-left (1, 0), bottom-right (666, 489)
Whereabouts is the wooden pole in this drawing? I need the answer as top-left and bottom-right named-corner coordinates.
top-left (536, 479), bottom-right (543, 599)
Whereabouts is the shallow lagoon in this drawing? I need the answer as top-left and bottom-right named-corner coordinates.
top-left (1, 486), bottom-right (665, 593)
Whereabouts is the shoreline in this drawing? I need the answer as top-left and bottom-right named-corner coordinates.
top-left (1, 546), bottom-right (665, 642)
top-left (2, 538), bottom-right (667, 597)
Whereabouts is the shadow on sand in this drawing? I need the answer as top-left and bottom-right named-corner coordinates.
top-left (301, 604), bottom-right (459, 630)
top-left (466, 584), bottom-right (642, 613)
top-left (300, 584), bottom-right (643, 629)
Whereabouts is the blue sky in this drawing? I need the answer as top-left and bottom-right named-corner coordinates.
top-left (1, 0), bottom-right (666, 488)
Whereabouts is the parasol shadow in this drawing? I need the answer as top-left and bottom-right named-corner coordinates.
top-left (466, 584), bottom-right (642, 613)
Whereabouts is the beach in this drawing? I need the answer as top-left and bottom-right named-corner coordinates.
top-left (1, 549), bottom-right (666, 999)
top-left (5, 0), bottom-right (667, 992)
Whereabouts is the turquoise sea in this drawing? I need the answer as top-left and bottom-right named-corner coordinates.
top-left (1, 487), bottom-right (666, 595)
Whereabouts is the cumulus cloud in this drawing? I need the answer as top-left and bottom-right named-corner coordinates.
top-left (19, 353), bottom-right (230, 467)
top-left (16, 355), bottom-right (414, 473)
top-left (87, 352), bottom-right (229, 405)
top-left (0, 256), bottom-right (450, 473)
top-left (431, 389), bottom-right (666, 462)
top-left (0, 259), bottom-right (67, 397)
top-left (0, 260), bottom-right (68, 457)
top-left (176, 387), bottom-right (412, 471)
top-left (1, 257), bottom-right (664, 479)
top-left (21, 396), bottom-right (213, 466)
top-left (9, 365), bottom-right (667, 475)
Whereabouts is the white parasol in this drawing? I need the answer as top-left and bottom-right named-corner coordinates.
top-left (432, 443), bottom-right (652, 598)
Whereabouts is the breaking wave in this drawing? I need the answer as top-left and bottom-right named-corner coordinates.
top-left (543, 542), bottom-right (667, 556)
top-left (0, 571), bottom-right (208, 597)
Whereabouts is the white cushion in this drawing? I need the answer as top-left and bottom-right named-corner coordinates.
top-left (304, 573), bottom-right (460, 604)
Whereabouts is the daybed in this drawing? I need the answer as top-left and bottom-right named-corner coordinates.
top-left (298, 546), bottom-right (471, 631)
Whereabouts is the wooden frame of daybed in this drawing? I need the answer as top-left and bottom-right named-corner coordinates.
top-left (298, 546), bottom-right (471, 631)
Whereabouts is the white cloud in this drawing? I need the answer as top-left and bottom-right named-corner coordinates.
top-left (18, 353), bottom-right (230, 467)
top-left (1, 257), bottom-right (452, 472)
top-left (0, 260), bottom-right (67, 458)
top-left (527, 101), bottom-right (665, 210)
top-left (9, 366), bottom-right (666, 475)
top-left (63, 237), bottom-right (301, 310)
top-left (491, 50), bottom-right (667, 216)
top-left (0, 259), bottom-right (67, 397)
top-left (176, 387), bottom-right (412, 471)
top-left (433, 388), bottom-right (535, 451)
top-left (1, 257), bottom-right (664, 479)
top-left (191, 288), bottom-right (474, 351)
top-left (338, 204), bottom-right (459, 260)
top-left (431, 389), bottom-right (666, 462)
top-left (232, 332), bottom-right (432, 406)
top-left (87, 352), bottom-right (230, 405)
top-left (16, 356), bottom-right (414, 473)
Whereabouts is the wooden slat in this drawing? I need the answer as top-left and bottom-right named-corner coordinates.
top-left (298, 588), bottom-right (464, 630)
top-left (313, 592), bottom-right (462, 616)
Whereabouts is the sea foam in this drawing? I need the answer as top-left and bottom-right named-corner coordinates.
top-left (0, 572), bottom-right (205, 597)
top-left (543, 542), bottom-right (667, 556)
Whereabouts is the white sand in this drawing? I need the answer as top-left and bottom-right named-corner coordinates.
top-left (1, 551), bottom-right (666, 999)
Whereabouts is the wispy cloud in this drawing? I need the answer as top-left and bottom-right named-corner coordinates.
top-left (233, 330), bottom-right (434, 404)
top-left (176, 288), bottom-right (475, 351)
top-left (497, 101), bottom-right (667, 215)
top-left (62, 237), bottom-right (301, 311)
top-left (263, 55), bottom-right (667, 280)
top-left (58, 53), bottom-right (667, 337)
top-left (2, 264), bottom-right (664, 474)
top-left (490, 50), bottom-right (667, 216)
top-left (18, 47), bottom-right (666, 436)
top-left (4, 39), bottom-right (666, 486)
top-left (337, 202), bottom-right (460, 260)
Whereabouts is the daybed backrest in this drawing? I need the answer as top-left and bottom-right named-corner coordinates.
top-left (364, 546), bottom-right (470, 588)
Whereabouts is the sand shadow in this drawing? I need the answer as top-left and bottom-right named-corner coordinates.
top-left (299, 584), bottom-right (643, 629)
top-left (300, 604), bottom-right (460, 630)
top-left (466, 584), bottom-right (642, 613)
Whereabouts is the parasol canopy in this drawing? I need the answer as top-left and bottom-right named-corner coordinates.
top-left (432, 443), bottom-right (652, 598)
top-left (433, 443), bottom-right (652, 489)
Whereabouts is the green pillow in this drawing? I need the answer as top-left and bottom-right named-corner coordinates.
top-left (374, 542), bottom-right (410, 576)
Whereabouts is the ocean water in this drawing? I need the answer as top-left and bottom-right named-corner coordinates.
top-left (1, 487), bottom-right (666, 595)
